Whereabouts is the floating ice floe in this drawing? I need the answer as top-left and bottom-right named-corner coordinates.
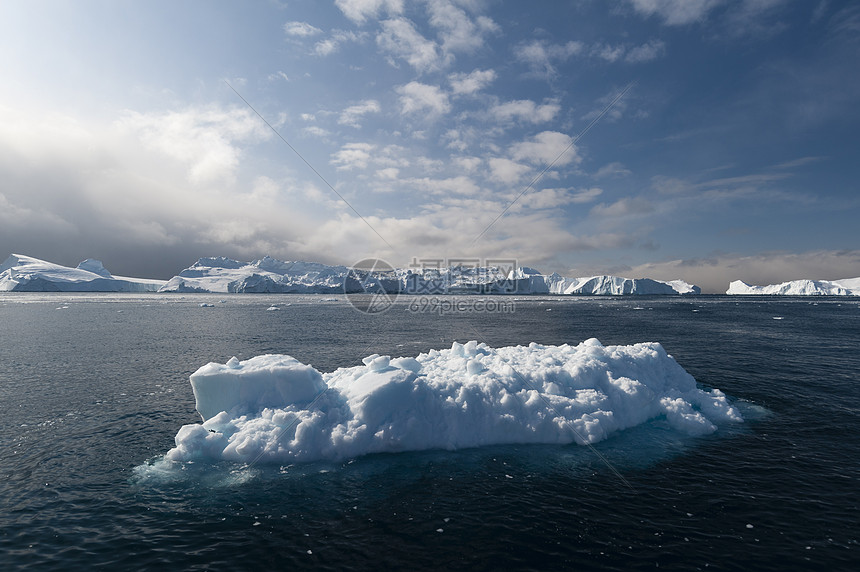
top-left (162, 339), bottom-right (742, 465)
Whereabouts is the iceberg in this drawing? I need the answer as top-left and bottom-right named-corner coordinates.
top-left (159, 256), bottom-right (358, 293)
top-left (726, 278), bottom-right (860, 296)
top-left (160, 255), bottom-right (701, 295)
top-left (0, 254), bottom-right (165, 292)
top-left (506, 268), bottom-right (700, 295)
top-left (163, 339), bottom-right (742, 464)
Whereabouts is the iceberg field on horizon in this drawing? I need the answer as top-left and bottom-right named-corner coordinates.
top-left (0, 254), bottom-right (165, 292)
top-left (159, 255), bottom-right (701, 295)
top-left (157, 339), bottom-right (742, 466)
top-left (0, 253), bottom-right (701, 295)
top-left (726, 277), bottom-right (860, 296)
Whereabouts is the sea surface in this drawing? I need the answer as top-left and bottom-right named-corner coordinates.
top-left (0, 293), bottom-right (858, 570)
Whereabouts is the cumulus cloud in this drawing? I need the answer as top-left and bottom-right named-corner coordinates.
top-left (449, 68), bottom-right (497, 95)
top-left (376, 167), bottom-right (400, 179)
top-left (591, 43), bottom-right (626, 63)
top-left (330, 142), bottom-right (377, 170)
top-left (510, 131), bottom-right (579, 167)
top-left (335, 0), bottom-right (404, 24)
top-left (314, 30), bottom-right (365, 56)
top-left (488, 157), bottom-right (531, 184)
top-left (490, 99), bottom-right (560, 124)
top-left (402, 175), bottom-right (481, 196)
top-left (377, 17), bottom-right (446, 72)
top-left (514, 39), bottom-right (584, 76)
top-left (625, 39), bottom-right (666, 62)
top-left (426, 0), bottom-right (499, 53)
top-left (396, 81), bottom-right (451, 115)
top-left (338, 99), bottom-right (382, 127)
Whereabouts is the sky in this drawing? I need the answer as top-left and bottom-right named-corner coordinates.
top-left (1, 0), bottom-right (859, 293)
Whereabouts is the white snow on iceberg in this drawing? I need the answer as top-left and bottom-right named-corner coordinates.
top-left (0, 254), bottom-right (165, 292)
top-left (726, 277), bottom-right (860, 296)
top-left (163, 339), bottom-right (741, 465)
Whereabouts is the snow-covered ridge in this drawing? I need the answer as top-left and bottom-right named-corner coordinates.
top-left (160, 255), bottom-right (701, 295)
top-left (0, 254), bottom-right (165, 292)
top-left (727, 278), bottom-right (860, 296)
top-left (162, 339), bottom-right (742, 464)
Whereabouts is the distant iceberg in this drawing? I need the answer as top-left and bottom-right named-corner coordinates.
top-left (726, 277), bottom-right (860, 296)
top-left (506, 267), bottom-right (700, 295)
top-left (160, 255), bottom-right (701, 295)
top-left (162, 339), bottom-right (742, 464)
top-left (159, 255), bottom-right (356, 293)
top-left (0, 254), bottom-right (165, 292)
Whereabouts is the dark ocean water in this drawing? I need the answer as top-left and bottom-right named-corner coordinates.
top-left (0, 294), bottom-right (858, 571)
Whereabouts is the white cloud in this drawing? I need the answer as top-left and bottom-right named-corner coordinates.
top-left (116, 106), bottom-right (270, 186)
top-left (591, 43), bottom-right (626, 63)
top-left (302, 126), bottom-right (330, 138)
top-left (396, 81), bottom-right (451, 115)
top-left (625, 39), bottom-right (666, 62)
top-left (570, 187), bottom-right (604, 203)
top-left (330, 142), bottom-right (376, 170)
top-left (377, 18), bottom-right (446, 72)
top-left (490, 99), bottom-right (560, 123)
top-left (338, 99), bottom-right (382, 127)
top-left (444, 129), bottom-right (468, 151)
top-left (514, 40), bottom-right (584, 76)
top-left (335, 0), bottom-right (404, 24)
top-left (510, 131), bottom-right (579, 167)
top-left (314, 30), bottom-right (365, 56)
top-left (376, 167), bottom-right (400, 179)
top-left (267, 71), bottom-right (290, 81)
top-left (449, 68), bottom-right (497, 95)
top-left (627, 0), bottom-right (724, 25)
top-left (453, 156), bottom-right (482, 172)
top-left (403, 175), bottom-right (481, 196)
top-left (427, 0), bottom-right (499, 54)
top-left (488, 157), bottom-right (531, 184)
top-left (283, 21), bottom-right (323, 37)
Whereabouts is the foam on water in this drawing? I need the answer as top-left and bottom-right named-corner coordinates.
top-left (147, 339), bottom-right (742, 471)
